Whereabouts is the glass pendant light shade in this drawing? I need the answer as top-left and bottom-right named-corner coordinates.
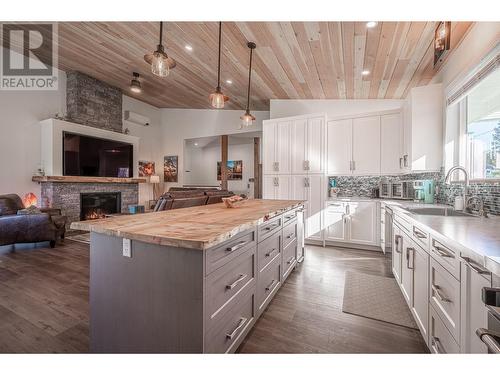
top-left (151, 48), bottom-right (170, 77)
top-left (209, 88), bottom-right (226, 108)
top-left (240, 110), bottom-right (256, 127)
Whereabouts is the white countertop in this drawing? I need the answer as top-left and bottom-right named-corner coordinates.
top-left (327, 196), bottom-right (500, 276)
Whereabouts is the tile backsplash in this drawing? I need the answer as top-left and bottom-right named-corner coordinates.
top-left (328, 170), bottom-right (500, 215)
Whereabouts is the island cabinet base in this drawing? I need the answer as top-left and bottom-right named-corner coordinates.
top-left (89, 205), bottom-right (302, 353)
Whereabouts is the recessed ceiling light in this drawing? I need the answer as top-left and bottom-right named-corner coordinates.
top-left (194, 142), bottom-right (198, 146)
top-left (226, 80), bottom-right (232, 84)
top-left (362, 70), bottom-right (370, 76)
top-left (185, 45), bottom-right (193, 51)
top-left (366, 21), bottom-right (378, 28)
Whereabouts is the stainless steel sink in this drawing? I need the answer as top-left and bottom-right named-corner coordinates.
top-left (406, 207), bottom-right (477, 217)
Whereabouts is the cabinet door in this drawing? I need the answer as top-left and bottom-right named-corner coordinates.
top-left (392, 225), bottom-right (403, 284)
top-left (402, 97), bottom-right (412, 172)
top-left (263, 121), bottom-right (277, 175)
top-left (276, 121), bottom-right (291, 174)
top-left (352, 116), bottom-right (381, 175)
top-left (324, 203), bottom-right (346, 241)
top-left (262, 176), bottom-right (276, 199)
top-left (326, 119), bottom-right (352, 175)
top-left (460, 261), bottom-right (491, 353)
top-left (380, 113), bottom-right (403, 174)
top-left (307, 116), bottom-right (325, 174)
top-left (348, 201), bottom-right (377, 245)
top-left (276, 175), bottom-right (291, 200)
top-left (400, 234), bottom-right (414, 306)
top-left (291, 119), bottom-right (307, 174)
top-left (412, 244), bottom-right (429, 344)
top-left (306, 175), bottom-right (323, 240)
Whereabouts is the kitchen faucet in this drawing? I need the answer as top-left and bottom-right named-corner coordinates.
top-left (444, 166), bottom-right (469, 211)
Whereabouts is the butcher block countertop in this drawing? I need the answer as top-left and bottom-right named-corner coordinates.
top-left (71, 199), bottom-right (304, 250)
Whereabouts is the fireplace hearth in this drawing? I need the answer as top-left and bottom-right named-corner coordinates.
top-left (80, 192), bottom-right (121, 220)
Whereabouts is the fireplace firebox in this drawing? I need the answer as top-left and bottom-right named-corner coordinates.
top-left (80, 192), bottom-right (121, 220)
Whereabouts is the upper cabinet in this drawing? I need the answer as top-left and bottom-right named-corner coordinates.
top-left (380, 113), bottom-right (403, 174)
top-left (262, 119), bottom-right (291, 174)
top-left (264, 114), bottom-right (326, 176)
top-left (352, 116), bottom-right (381, 175)
top-left (326, 119), bottom-right (352, 175)
top-left (402, 83), bottom-right (443, 172)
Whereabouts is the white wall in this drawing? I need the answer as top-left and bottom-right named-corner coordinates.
top-left (160, 108), bottom-right (269, 189)
top-left (185, 142), bottom-right (255, 195)
top-left (270, 99), bottom-right (404, 119)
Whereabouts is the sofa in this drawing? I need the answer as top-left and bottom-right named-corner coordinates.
top-left (153, 188), bottom-right (234, 212)
top-left (0, 194), bottom-right (65, 248)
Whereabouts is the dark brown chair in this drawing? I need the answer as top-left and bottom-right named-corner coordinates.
top-left (206, 190), bottom-right (233, 205)
top-left (170, 196), bottom-right (209, 210)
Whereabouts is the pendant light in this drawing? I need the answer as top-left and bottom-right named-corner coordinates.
top-left (130, 72), bottom-right (142, 93)
top-left (144, 22), bottom-right (176, 77)
top-left (209, 22), bottom-right (229, 108)
top-left (240, 42), bottom-right (256, 127)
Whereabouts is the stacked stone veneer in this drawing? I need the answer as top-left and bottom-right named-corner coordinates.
top-left (329, 170), bottom-right (500, 216)
top-left (66, 71), bottom-right (123, 133)
top-left (40, 182), bottom-right (138, 229)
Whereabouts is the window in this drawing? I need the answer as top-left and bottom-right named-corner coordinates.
top-left (464, 67), bottom-right (500, 180)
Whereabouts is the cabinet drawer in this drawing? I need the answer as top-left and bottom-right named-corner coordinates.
top-left (283, 209), bottom-right (298, 226)
top-left (257, 231), bottom-right (281, 272)
top-left (282, 238), bottom-right (297, 280)
top-left (205, 247), bottom-right (256, 329)
top-left (430, 305), bottom-right (459, 354)
top-left (205, 291), bottom-right (255, 353)
top-left (283, 220), bottom-right (297, 248)
top-left (257, 255), bottom-right (281, 315)
top-left (430, 258), bottom-right (461, 342)
top-left (430, 236), bottom-right (460, 280)
top-left (411, 224), bottom-right (429, 250)
top-left (258, 215), bottom-right (283, 243)
top-left (394, 213), bottom-right (412, 235)
top-left (206, 228), bottom-right (256, 275)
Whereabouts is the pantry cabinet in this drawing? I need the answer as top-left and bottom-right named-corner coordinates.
top-left (290, 116), bottom-right (325, 174)
top-left (291, 175), bottom-right (324, 240)
top-left (262, 175), bottom-right (290, 200)
top-left (262, 120), bottom-right (291, 175)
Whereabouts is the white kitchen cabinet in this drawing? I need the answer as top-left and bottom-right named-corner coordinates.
top-left (262, 175), bottom-right (290, 200)
top-left (380, 113), bottom-right (403, 174)
top-left (291, 118), bottom-right (307, 174)
top-left (262, 119), bottom-right (291, 174)
top-left (411, 241), bottom-right (430, 343)
top-left (402, 83), bottom-right (443, 172)
top-left (352, 116), bottom-right (381, 175)
top-left (291, 175), bottom-right (323, 241)
top-left (400, 233), bottom-right (414, 306)
top-left (291, 116), bottom-right (326, 174)
top-left (347, 201), bottom-right (378, 245)
top-left (324, 202), bottom-right (347, 242)
top-left (460, 259), bottom-right (491, 353)
top-left (326, 119), bottom-right (352, 175)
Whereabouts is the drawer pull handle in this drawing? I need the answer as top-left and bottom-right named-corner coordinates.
top-left (286, 234), bottom-right (295, 240)
top-left (406, 247), bottom-right (415, 269)
top-left (394, 235), bottom-right (402, 253)
top-left (265, 279), bottom-right (278, 292)
top-left (287, 256), bottom-right (295, 265)
top-left (433, 244), bottom-right (454, 258)
top-left (226, 241), bottom-right (248, 253)
top-left (226, 317), bottom-right (248, 340)
top-left (284, 215), bottom-right (295, 220)
top-left (265, 248), bottom-right (278, 258)
top-left (413, 228), bottom-right (427, 239)
top-left (461, 256), bottom-right (491, 275)
top-left (264, 224), bottom-right (279, 231)
top-left (476, 328), bottom-right (500, 354)
top-left (226, 274), bottom-right (248, 290)
top-left (431, 336), bottom-right (445, 354)
top-left (431, 284), bottom-right (452, 303)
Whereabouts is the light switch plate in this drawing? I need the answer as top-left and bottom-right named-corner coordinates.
top-left (122, 238), bottom-right (132, 258)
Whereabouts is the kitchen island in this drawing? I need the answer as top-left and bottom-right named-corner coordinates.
top-left (71, 199), bottom-right (304, 353)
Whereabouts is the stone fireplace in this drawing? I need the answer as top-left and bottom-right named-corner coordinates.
top-left (80, 192), bottom-right (121, 220)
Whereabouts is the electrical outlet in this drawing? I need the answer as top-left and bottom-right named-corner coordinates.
top-left (122, 238), bottom-right (132, 258)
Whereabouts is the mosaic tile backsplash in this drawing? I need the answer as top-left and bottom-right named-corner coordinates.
top-left (328, 170), bottom-right (500, 215)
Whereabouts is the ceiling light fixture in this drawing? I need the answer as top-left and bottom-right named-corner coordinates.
top-left (194, 142), bottom-right (198, 146)
top-left (144, 22), bottom-right (176, 77)
top-left (209, 22), bottom-right (229, 109)
top-left (226, 80), bottom-right (232, 84)
top-left (366, 21), bottom-right (378, 28)
top-left (240, 42), bottom-right (257, 128)
top-left (185, 45), bottom-right (193, 51)
top-left (362, 70), bottom-right (370, 76)
top-left (130, 72), bottom-right (142, 93)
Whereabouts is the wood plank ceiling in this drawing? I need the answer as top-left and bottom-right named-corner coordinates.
top-left (18, 22), bottom-right (475, 110)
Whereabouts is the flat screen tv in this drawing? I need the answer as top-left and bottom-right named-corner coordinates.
top-left (63, 132), bottom-right (133, 178)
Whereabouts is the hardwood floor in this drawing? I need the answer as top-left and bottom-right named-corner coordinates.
top-left (0, 241), bottom-right (427, 353)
